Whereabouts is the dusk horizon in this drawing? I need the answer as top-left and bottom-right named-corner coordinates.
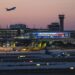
top-left (0, 0), bottom-right (75, 30)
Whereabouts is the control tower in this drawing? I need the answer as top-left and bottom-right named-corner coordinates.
top-left (59, 15), bottom-right (65, 32)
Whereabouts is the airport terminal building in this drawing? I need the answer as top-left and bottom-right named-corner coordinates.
top-left (0, 15), bottom-right (75, 45)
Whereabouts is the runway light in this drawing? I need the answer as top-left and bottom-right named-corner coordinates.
top-left (18, 55), bottom-right (26, 59)
top-left (19, 55), bottom-right (26, 58)
top-left (69, 67), bottom-right (74, 70)
top-left (67, 54), bottom-right (70, 57)
top-left (29, 60), bottom-right (33, 63)
top-left (46, 62), bottom-right (49, 65)
top-left (36, 64), bottom-right (40, 66)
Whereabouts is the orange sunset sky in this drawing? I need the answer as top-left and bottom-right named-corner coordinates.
top-left (0, 0), bottom-right (75, 30)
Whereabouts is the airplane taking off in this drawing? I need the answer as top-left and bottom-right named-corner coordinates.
top-left (6, 7), bottom-right (16, 11)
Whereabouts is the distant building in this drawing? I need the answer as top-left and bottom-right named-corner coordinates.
top-left (47, 15), bottom-right (65, 32)
top-left (48, 22), bottom-right (60, 32)
top-left (10, 24), bottom-right (27, 29)
top-left (0, 29), bottom-right (18, 38)
top-left (10, 24), bottom-right (28, 36)
top-left (65, 30), bottom-right (75, 39)
top-left (59, 15), bottom-right (65, 32)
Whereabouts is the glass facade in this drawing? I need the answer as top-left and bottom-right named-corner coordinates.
top-left (0, 29), bottom-right (18, 38)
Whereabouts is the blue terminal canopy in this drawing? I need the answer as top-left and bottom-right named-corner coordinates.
top-left (32, 32), bottom-right (70, 39)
